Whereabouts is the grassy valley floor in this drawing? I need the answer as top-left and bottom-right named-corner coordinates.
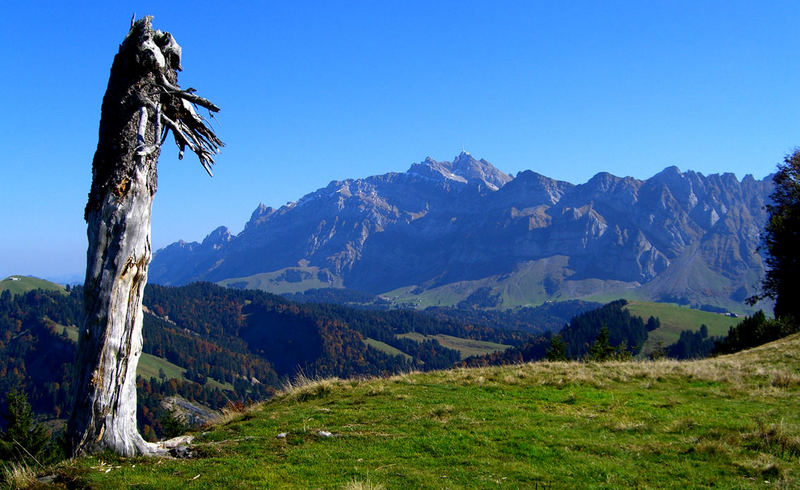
top-left (47, 334), bottom-right (800, 488)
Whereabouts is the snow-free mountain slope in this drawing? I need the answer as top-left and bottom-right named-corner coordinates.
top-left (150, 153), bottom-right (772, 312)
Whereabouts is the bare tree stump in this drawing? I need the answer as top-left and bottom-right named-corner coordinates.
top-left (68, 16), bottom-right (222, 457)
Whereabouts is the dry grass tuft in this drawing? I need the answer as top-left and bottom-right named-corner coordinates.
top-left (665, 417), bottom-right (697, 434)
top-left (431, 404), bottom-right (454, 418)
top-left (214, 409), bottom-right (245, 427)
top-left (2, 462), bottom-right (38, 489)
top-left (770, 370), bottom-right (800, 388)
top-left (561, 392), bottom-right (578, 404)
top-left (691, 439), bottom-right (733, 458)
top-left (607, 417), bottom-right (647, 433)
top-left (279, 372), bottom-right (343, 402)
top-left (343, 477), bottom-right (385, 490)
top-left (215, 399), bottom-right (264, 426)
top-left (734, 453), bottom-right (785, 481)
top-left (743, 420), bottom-right (800, 458)
top-left (463, 347), bottom-right (800, 393)
top-left (430, 356), bottom-right (782, 393)
top-left (467, 375), bottom-right (486, 385)
top-left (388, 370), bottom-right (421, 385)
top-left (366, 384), bottom-right (385, 396)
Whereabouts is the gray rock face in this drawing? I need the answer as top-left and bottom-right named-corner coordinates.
top-left (408, 151), bottom-right (513, 190)
top-left (150, 154), bottom-right (773, 309)
top-left (161, 395), bottom-right (218, 427)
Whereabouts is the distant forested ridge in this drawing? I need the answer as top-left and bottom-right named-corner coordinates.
top-left (0, 287), bottom-right (276, 439)
top-left (461, 300), bottom-right (658, 366)
top-left (713, 310), bottom-right (800, 355)
top-left (0, 288), bottom-right (79, 419)
top-left (143, 283), bottom-right (527, 376)
top-left (421, 300), bottom-right (602, 334)
top-left (666, 325), bottom-right (719, 359)
top-left (282, 287), bottom-right (392, 307)
top-left (0, 282), bottom-right (532, 438)
top-left (282, 288), bottom-right (599, 335)
top-left (559, 300), bottom-right (658, 358)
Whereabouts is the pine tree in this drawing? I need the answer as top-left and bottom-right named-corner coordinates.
top-left (750, 150), bottom-right (800, 320)
top-left (649, 340), bottom-right (667, 360)
top-left (0, 389), bottom-right (50, 463)
top-left (586, 325), bottom-right (615, 361)
top-left (160, 409), bottom-right (189, 439)
top-left (545, 334), bottom-right (567, 361)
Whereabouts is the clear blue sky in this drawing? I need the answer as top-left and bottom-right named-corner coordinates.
top-left (2, 1), bottom-right (799, 282)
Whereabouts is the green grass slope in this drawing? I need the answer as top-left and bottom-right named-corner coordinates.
top-left (54, 333), bottom-right (800, 488)
top-left (380, 257), bottom-right (638, 309)
top-left (0, 275), bottom-right (64, 296)
top-left (363, 338), bottom-right (413, 361)
top-left (637, 243), bottom-right (766, 316)
top-left (625, 301), bottom-right (739, 354)
top-left (217, 266), bottom-right (344, 294)
top-left (398, 332), bottom-right (511, 360)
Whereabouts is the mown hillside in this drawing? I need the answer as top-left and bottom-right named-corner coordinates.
top-left (624, 301), bottom-right (739, 354)
top-left (0, 276), bottom-right (63, 296)
top-left (55, 333), bottom-right (800, 488)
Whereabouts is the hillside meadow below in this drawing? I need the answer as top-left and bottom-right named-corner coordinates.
top-left (0, 276), bottom-right (64, 296)
top-left (31, 334), bottom-right (800, 488)
top-left (624, 301), bottom-right (739, 355)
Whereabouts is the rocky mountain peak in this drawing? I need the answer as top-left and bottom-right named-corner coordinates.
top-left (584, 172), bottom-right (622, 193)
top-left (657, 165), bottom-right (683, 178)
top-left (452, 151), bottom-right (513, 190)
top-left (407, 157), bottom-right (458, 183)
top-left (245, 203), bottom-right (275, 229)
top-left (501, 170), bottom-right (572, 206)
top-left (201, 226), bottom-right (232, 249)
top-left (408, 152), bottom-right (511, 190)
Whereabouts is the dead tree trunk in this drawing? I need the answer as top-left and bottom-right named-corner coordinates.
top-left (68, 16), bottom-right (222, 457)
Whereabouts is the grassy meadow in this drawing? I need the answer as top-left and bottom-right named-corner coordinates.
top-left (217, 267), bottom-right (344, 294)
top-left (0, 276), bottom-right (64, 296)
top-left (624, 301), bottom-right (739, 355)
top-left (39, 332), bottom-right (800, 488)
top-left (363, 338), bottom-right (414, 361)
top-left (397, 332), bottom-right (511, 360)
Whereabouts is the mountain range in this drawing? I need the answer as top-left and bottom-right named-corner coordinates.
top-left (149, 152), bottom-right (773, 313)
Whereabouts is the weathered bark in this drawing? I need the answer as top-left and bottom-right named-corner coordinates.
top-left (68, 16), bottom-right (222, 457)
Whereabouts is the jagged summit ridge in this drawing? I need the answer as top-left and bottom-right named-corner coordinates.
top-left (150, 156), bottom-right (773, 311)
top-left (407, 151), bottom-right (512, 190)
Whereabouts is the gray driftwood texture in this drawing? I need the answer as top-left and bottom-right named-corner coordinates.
top-left (68, 16), bottom-right (222, 456)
